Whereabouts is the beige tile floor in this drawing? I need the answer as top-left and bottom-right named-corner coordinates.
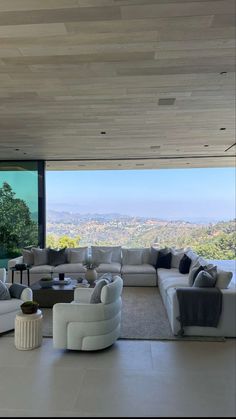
top-left (0, 336), bottom-right (235, 417)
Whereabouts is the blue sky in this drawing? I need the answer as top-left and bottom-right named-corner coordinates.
top-left (46, 167), bottom-right (236, 222)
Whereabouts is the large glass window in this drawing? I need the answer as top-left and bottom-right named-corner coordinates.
top-left (0, 161), bottom-right (44, 268)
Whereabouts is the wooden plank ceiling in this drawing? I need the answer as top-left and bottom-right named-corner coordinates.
top-left (0, 0), bottom-right (235, 170)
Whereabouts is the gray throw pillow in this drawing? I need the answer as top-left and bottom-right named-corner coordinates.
top-left (48, 248), bottom-right (67, 266)
top-left (90, 278), bottom-right (109, 304)
top-left (193, 270), bottom-right (217, 288)
top-left (9, 283), bottom-right (27, 299)
top-left (188, 265), bottom-right (204, 286)
top-left (32, 248), bottom-right (49, 266)
top-left (0, 280), bottom-right (11, 300)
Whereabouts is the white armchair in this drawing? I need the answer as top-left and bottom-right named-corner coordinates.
top-left (0, 270), bottom-right (33, 334)
top-left (53, 275), bottom-right (123, 351)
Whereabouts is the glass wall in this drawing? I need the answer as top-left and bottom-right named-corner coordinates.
top-left (0, 161), bottom-right (45, 268)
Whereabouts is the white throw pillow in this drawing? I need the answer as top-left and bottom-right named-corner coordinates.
top-left (32, 248), bottom-right (49, 266)
top-left (22, 248), bottom-right (34, 266)
top-left (93, 249), bottom-right (113, 265)
top-left (122, 249), bottom-right (143, 265)
top-left (67, 248), bottom-right (87, 264)
top-left (91, 246), bottom-right (121, 264)
top-left (215, 269), bottom-right (233, 289)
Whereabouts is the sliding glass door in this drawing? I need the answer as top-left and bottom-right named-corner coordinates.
top-left (0, 161), bottom-right (45, 268)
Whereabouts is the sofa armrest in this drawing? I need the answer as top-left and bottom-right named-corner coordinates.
top-left (5, 283), bottom-right (33, 301)
top-left (8, 256), bottom-right (23, 270)
top-left (73, 287), bottom-right (94, 303)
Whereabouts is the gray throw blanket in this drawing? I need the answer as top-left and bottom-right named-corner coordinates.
top-left (176, 287), bottom-right (222, 336)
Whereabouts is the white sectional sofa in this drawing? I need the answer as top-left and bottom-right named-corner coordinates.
top-left (7, 246), bottom-right (236, 337)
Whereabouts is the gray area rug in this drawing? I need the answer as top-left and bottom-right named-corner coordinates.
top-left (40, 287), bottom-right (225, 341)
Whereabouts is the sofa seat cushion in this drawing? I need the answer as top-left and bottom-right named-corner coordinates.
top-left (157, 268), bottom-right (189, 291)
top-left (53, 263), bottom-right (87, 273)
top-left (121, 264), bottom-right (156, 274)
top-left (30, 265), bottom-right (53, 274)
top-left (96, 263), bottom-right (121, 274)
top-left (0, 298), bottom-right (22, 315)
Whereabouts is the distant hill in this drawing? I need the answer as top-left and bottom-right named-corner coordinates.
top-left (46, 211), bottom-right (235, 259)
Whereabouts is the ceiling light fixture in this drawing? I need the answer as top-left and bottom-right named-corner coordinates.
top-left (100, 131), bottom-right (106, 135)
top-left (220, 128), bottom-right (226, 130)
top-left (158, 98), bottom-right (176, 106)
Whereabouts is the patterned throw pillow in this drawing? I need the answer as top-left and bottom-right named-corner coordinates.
top-left (188, 265), bottom-right (204, 286)
top-left (90, 278), bottom-right (109, 304)
top-left (193, 270), bottom-right (217, 288)
top-left (0, 280), bottom-right (11, 300)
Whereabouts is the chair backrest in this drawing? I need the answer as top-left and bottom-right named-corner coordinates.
top-left (101, 276), bottom-right (123, 304)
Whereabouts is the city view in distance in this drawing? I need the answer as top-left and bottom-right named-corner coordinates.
top-left (46, 168), bottom-right (236, 260)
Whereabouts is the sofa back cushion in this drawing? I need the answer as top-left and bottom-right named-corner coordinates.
top-left (91, 246), bottom-right (121, 265)
top-left (67, 247), bottom-right (88, 264)
top-left (142, 247), bottom-right (152, 264)
top-left (150, 247), bottom-right (159, 266)
top-left (122, 248), bottom-right (143, 265)
top-left (170, 248), bottom-right (185, 269)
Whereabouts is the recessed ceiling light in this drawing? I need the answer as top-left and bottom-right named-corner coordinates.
top-left (100, 131), bottom-right (106, 135)
top-left (15, 148), bottom-right (20, 151)
top-left (136, 163), bottom-right (144, 166)
top-left (220, 71), bottom-right (227, 75)
top-left (220, 127), bottom-right (226, 130)
top-left (158, 98), bottom-right (176, 106)
top-left (150, 145), bottom-right (160, 149)
top-left (204, 144), bottom-right (209, 147)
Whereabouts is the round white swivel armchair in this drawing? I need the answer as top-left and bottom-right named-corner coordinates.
top-left (53, 275), bottom-right (123, 351)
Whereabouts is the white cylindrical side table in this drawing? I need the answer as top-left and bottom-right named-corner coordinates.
top-left (14, 310), bottom-right (43, 350)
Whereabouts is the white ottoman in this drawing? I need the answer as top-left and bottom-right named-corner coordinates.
top-left (14, 310), bottom-right (43, 350)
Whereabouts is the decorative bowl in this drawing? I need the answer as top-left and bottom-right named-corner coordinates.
top-left (39, 278), bottom-right (54, 288)
top-left (21, 301), bottom-right (39, 314)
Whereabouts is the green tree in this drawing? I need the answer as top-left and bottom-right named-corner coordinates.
top-left (0, 182), bottom-right (38, 258)
top-left (46, 234), bottom-right (80, 249)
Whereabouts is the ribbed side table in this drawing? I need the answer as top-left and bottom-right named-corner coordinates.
top-left (14, 310), bottom-right (43, 350)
